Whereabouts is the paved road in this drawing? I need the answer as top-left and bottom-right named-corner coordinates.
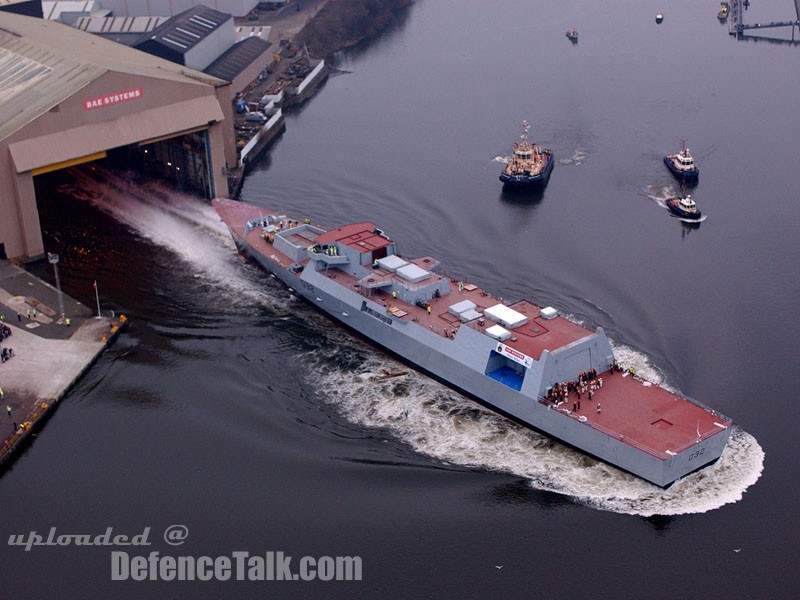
top-left (0, 260), bottom-right (117, 457)
top-left (238, 0), bottom-right (330, 43)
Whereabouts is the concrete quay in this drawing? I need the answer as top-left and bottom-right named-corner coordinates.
top-left (0, 260), bottom-right (126, 469)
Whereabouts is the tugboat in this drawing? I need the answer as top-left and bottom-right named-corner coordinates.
top-left (499, 120), bottom-right (554, 189)
top-left (664, 140), bottom-right (699, 181)
top-left (566, 28), bottom-right (578, 43)
top-left (666, 193), bottom-right (702, 220)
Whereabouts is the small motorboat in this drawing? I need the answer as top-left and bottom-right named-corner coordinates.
top-left (666, 194), bottom-right (702, 220)
top-left (664, 140), bottom-right (700, 181)
top-left (566, 28), bottom-right (578, 43)
top-left (718, 3), bottom-right (730, 21)
top-left (655, 13), bottom-right (664, 24)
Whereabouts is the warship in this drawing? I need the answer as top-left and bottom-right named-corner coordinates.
top-left (214, 198), bottom-right (732, 487)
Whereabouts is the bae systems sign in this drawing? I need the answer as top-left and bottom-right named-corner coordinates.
top-left (496, 342), bottom-right (534, 369)
top-left (83, 87), bottom-right (143, 111)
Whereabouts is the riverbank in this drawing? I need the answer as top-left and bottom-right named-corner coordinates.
top-left (0, 261), bottom-right (126, 469)
top-left (226, 0), bottom-right (413, 195)
top-left (237, 0), bottom-right (413, 60)
top-left (297, 0), bottom-right (414, 59)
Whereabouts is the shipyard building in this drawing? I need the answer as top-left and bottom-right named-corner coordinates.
top-left (88, 0), bottom-right (262, 19)
top-left (0, 11), bottom-right (238, 261)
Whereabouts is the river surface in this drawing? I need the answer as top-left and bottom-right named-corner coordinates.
top-left (3, 1), bottom-right (798, 597)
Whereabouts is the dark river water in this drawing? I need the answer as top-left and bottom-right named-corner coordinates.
top-left (3, 1), bottom-right (799, 597)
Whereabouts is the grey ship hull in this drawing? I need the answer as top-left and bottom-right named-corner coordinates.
top-left (225, 225), bottom-right (731, 488)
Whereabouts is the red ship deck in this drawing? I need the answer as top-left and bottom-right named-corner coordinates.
top-left (213, 198), bottom-right (732, 459)
top-left (542, 371), bottom-right (728, 457)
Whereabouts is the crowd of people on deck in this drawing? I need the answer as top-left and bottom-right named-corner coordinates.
top-left (545, 368), bottom-right (607, 414)
top-left (544, 360), bottom-right (641, 416)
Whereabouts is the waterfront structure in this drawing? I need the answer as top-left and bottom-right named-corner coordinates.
top-left (0, 12), bottom-right (236, 261)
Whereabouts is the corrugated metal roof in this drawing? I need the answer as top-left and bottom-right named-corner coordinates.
top-left (0, 12), bottom-right (227, 143)
top-left (72, 15), bottom-right (169, 46)
top-left (203, 36), bottom-right (270, 83)
top-left (41, 1), bottom-right (109, 21)
top-left (235, 25), bottom-right (271, 43)
top-left (142, 5), bottom-right (230, 56)
top-left (74, 15), bottom-right (169, 35)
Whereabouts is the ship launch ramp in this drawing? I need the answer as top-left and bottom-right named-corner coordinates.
top-left (0, 12), bottom-right (236, 261)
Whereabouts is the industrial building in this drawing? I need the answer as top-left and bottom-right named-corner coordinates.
top-left (0, 12), bottom-right (237, 262)
top-left (83, 0), bottom-right (260, 19)
top-left (133, 5), bottom-right (234, 71)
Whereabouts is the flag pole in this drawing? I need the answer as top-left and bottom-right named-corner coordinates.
top-left (94, 280), bottom-right (101, 318)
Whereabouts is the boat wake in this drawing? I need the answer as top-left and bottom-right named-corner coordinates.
top-left (55, 166), bottom-right (761, 515)
top-left (643, 184), bottom-right (674, 208)
top-left (305, 337), bottom-right (763, 517)
top-left (557, 148), bottom-right (587, 165)
top-left (54, 165), bottom-right (290, 311)
top-left (676, 214), bottom-right (708, 223)
top-left (643, 184), bottom-right (708, 223)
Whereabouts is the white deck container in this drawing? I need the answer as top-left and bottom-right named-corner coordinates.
top-left (397, 263), bottom-right (430, 283)
top-left (377, 254), bottom-right (408, 272)
top-left (485, 324), bottom-right (512, 341)
top-left (485, 304), bottom-right (528, 328)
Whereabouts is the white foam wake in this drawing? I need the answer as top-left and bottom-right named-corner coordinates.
top-left (557, 148), bottom-right (587, 165)
top-left (306, 343), bottom-right (763, 516)
top-left (56, 166), bottom-right (290, 310)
